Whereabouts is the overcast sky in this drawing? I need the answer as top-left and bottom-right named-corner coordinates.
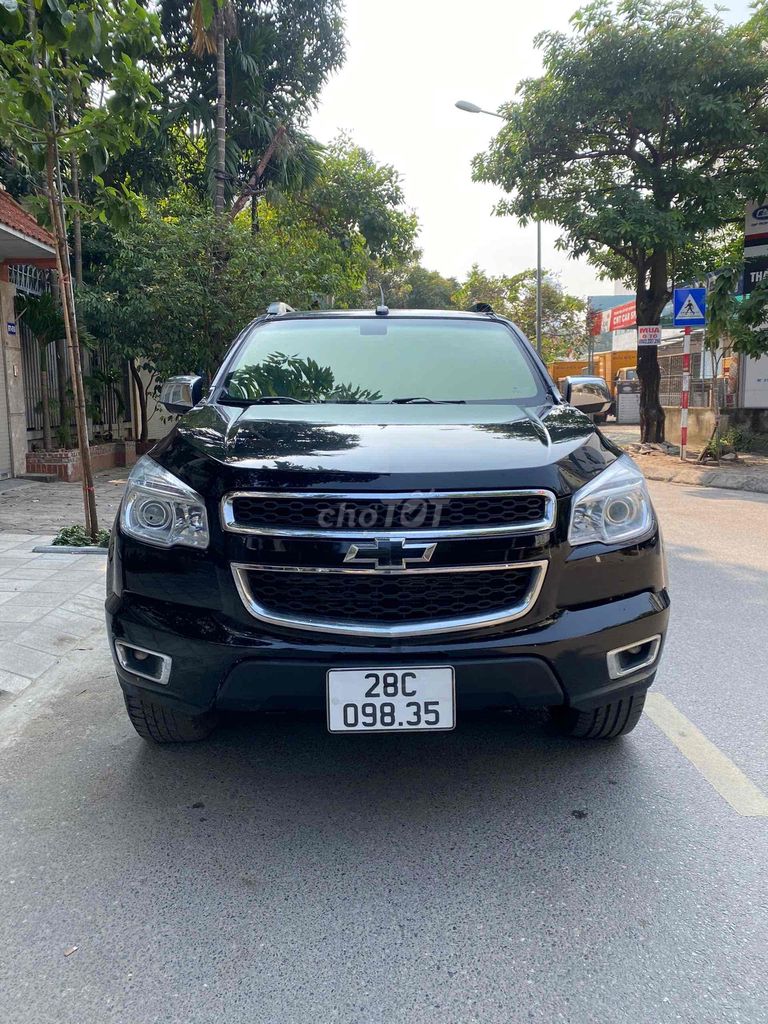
top-left (309, 0), bottom-right (753, 301)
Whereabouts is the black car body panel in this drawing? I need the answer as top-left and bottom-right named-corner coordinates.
top-left (107, 309), bottom-right (668, 730)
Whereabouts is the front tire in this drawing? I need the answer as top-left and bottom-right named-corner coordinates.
top-left (123, 692), bottom-right (217, 743)
top-left (551, 692), bottom-right (646, 739)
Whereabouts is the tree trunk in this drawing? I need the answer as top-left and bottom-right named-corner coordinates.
top-left (71, 164), bottom-right (82, 286)
top-left (636, 346), bottom-right (665, 443)
top-left (635, 253), bottom-right (668, 443)
top-left (251, 193), bottom-right (259, 235)
top-left (63, 51), bottom-right (83, 285)
top-left (129, 359), bottom-right (148, 442)
top-left (214, 27), bottom-right (227, 215)
top-left (229, 125), bottom-right (286, 222)
top-left (46, 133), bottom-right (99, 538)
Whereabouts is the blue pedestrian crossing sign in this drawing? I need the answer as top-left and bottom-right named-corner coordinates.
top-left (673, 287), bottom-right (706, 327)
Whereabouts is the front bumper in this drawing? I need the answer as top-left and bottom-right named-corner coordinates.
top-left (107, 587), bottom-right (669, 718)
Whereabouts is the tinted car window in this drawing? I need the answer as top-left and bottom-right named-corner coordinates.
top-left (221, 318), bottom-right (547, 404)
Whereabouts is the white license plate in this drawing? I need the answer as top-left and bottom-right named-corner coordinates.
top-left (327, 666), bottom-right (455, 733)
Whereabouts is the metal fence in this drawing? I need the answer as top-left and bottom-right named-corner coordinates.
top-left (20, 323), bottom-right (63, 434)
top-left (11, 266), bottom-right (65, 437)
top-left (658, 345), bottom-right (726, 410)
top-left (87, 339), bottom-right (132, 439)
top-left (11, 265), bottom-right (131, 444)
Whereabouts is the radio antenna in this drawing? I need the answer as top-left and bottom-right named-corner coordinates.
top-left (375, 282), bottom-right (389, 317)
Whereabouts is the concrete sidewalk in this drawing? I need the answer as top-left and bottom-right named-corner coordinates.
top-left (0, 468), bottom-right (127, 536)
top-left (0, 533), bottom-right (106, 701)
top-left (601, 423), bottom-right (768, 494)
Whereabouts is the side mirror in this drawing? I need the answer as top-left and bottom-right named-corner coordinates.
top-left (160, 375), bottom-right (203, 415)
top-left (565, 379), bottom-right (612, 417)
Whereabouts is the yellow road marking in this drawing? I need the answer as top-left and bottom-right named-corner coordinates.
top-left (645, 692), bottom-right (768, 817)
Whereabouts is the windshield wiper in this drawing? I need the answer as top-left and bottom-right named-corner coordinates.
top-left (388, 396), bottom-right (466, 404)
top-left (220, 395), bottom-right (309, 405)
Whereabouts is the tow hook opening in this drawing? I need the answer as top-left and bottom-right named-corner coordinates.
top-left (114, 641), bottom-right (172, 685)
top-left (606, 635), bottom-right (661, 680)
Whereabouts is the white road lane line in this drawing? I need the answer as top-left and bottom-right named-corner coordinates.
top-left (645, 692), bottom-right (768, 817)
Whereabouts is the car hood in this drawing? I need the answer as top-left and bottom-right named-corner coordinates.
top-left (156, 402), bottom-right (619, 496)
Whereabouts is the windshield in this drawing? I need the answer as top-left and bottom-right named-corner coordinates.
top-left (219, 318), bottom-right (547, 404)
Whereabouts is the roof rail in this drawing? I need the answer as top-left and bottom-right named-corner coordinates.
top-left (266, 301), bottom-right (296, 315)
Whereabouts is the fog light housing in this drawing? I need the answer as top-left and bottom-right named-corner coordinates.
top-left (114, 641), bottom-right (172, 685)
top-left (606, 635), bottom-right (661, 679)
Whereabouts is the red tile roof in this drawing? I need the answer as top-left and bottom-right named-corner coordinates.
top-left (0, 188), bottom-right (56, 249)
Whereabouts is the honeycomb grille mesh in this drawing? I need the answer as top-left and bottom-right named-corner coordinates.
top-left (230, 493), bottom-right (549, 533)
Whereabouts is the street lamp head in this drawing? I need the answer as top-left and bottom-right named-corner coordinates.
top-left (455, 100), bottom-right (483, 113)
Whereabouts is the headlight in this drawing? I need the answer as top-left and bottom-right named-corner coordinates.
top-left (568, 455), bottom-right (654, 546)
top-left (120, 456), bottom-right (209, 549)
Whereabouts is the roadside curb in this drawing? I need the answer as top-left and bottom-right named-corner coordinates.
top-left (31, 545), bottom-right (109, 554)
top-left (638, 461), bottom-right (768, 495)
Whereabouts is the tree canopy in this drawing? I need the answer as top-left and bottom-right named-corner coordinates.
top-left (158, 0), bottom-right (345, 209)
top-left (473, 0), bottom-right (768, 439)
top-left (452, 265), bottom-right (586, 362)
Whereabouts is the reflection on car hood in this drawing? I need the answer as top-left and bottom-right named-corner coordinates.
top-left (156, 402), bottom-right (618, 495)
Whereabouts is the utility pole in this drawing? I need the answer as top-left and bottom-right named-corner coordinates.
top-left (456, 100), bottom-right (543, 356)
top-left (536, 219), bottom-right (542, 358)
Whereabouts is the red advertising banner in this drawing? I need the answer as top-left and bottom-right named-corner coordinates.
top-left (589, 299), bottom-right (637, 335)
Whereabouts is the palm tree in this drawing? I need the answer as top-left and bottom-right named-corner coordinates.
top-left (190, 0), bottom-right (237, 214)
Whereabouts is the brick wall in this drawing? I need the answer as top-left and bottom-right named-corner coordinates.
top-left (26, 441), bottom-right (137, 482)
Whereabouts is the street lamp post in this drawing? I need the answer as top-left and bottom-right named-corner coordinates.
top-left (455, 99), bottom-right (543, 359)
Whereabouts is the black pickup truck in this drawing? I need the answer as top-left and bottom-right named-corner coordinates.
top-left (106, 306), bottom-right (668, 743)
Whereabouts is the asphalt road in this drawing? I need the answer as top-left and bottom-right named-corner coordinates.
top-left (1, 481), bottom-right (767, 1024)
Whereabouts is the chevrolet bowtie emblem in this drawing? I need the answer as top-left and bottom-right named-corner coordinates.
top-left (343, 537), bottom-right (437, 571)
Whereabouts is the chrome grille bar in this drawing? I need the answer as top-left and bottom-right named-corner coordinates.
top-left (221, 489), bottom-right (557, 539)
top-left (230, 559), bottom-right (548, 638)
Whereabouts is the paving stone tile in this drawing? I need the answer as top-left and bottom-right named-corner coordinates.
top-left (0, 533), bottom-right (37, 545)
top-left (0, 558), bottom-right (38, 572)
top-left (6, 567), bottom-right (60, 581)
top-left (0, 577), bottom-right (38, 593)
top-left (0, 604), bottom-right (50, 623)
top-left (0, 643), bottom-right (56, 679)
top-left (37, 607), bottom-right (106, 641)
top-left (0, 593), bottom-right (70, 623)
top-left (21, 577), bottom-right (96, 595)
top-left (0, 622), bottom-right (25, 640)
top-left (59, 595), bottom-right (106, 621)
top-left (30, 554), bottom-right (85, 568)
top-left (0, 669), bottom-right (33, 695)
top-left (16, 627), bottom-right (87, 656)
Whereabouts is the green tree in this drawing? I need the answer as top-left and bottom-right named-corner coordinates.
top-left (79, 200), bottom-right (373, 436)
top-left (452, 265), bottom-right (586, 361)
top-left (293, 137), bottom-right (419, 269)
top-left (401, 267), bottom-right (459, 310)
top-left (473, 0), bottom-right (768, 441)
top-left (708, 270), bottom-right (768, 360)
top-left (273, 137), bottom-right (420, 308)
top-left (0, 0), bottom-right (160, 537)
